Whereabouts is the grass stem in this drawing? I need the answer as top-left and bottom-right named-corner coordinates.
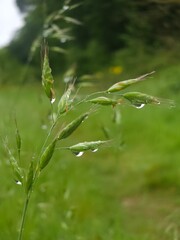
top-left (18, 195), bottom-right (30, 240)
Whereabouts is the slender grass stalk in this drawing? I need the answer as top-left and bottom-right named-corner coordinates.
top-left (50, 103), bottom-right (55, 124)
top-left (18, 195), bottom-right (30, 240)
top-left (74, 90), bottom-right (106, 107)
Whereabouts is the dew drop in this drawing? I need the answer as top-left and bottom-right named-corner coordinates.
top-left (73, 151), bottom-right (84, 157)
top-left (133, 103), bottom-right (145, 109)
top-left (82, 116), bottom-right (89, 123)
top-left (91, 148), bottom-right (98, 153)
top-left (51, 98), bottom-right (56, 104)
top-left (15, 180), bottom-right (22, 185)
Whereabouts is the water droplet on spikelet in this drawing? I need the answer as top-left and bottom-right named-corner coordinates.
top-left (51, 98), bottom-right (56, 104)
top-left (91, 148), bottom-right (98, 153)
top-left (132, 103), bottom-right (145, 109)
top-left (15, 180), bottom-right (22, 185)
top-left (73, 151), bottom-right (84, 157)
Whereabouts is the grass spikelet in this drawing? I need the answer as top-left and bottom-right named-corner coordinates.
top-left (68, 140), bottom-right (109, 154)
top-left (122, 91), bottom-right (175, 108)
top-left (58, 84), bottom-right (73, 114)
top-left (25, 161), bottom-right (34, 194)
top-left (39, 140), bottom-right (57, 171)
top-left (88, 96), bottom-right (119, 106)
top-left (42, 45), bottom-right (55, 103)
top-left (4, 141), bottom-right (23, 184)
top-left (122, 92), bottom-right (160, 105)
top-left (58, 112), bottom-right (89, 140)
top-left (10, 156), bottom-right (23, 185)
top-left (7, 148), bottom-right (23, 184)
top-left (107, 71), bottom-right (155, 93)
top-left (14, 117), bottom-right (21, 161)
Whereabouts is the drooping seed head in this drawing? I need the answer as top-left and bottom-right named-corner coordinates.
top-left (14, 117), bottom-right (21, 160)
top-left (4, 141), bottom-right (24, 184)
top-left (68, 140), bottom-right (109, 153)
top-left (9, 155), bottom-right (24, 184)
top-left (122, 92), bottom-right (160, 105)
top-left (123, 91), bottom-right (175, 108)
top-left (88, 97), bottom-right (119, 106)
top-left (25, 160), bottom-right (34, 194)
top-left (39, 140), bottom-right (57, 171)
top-left (58, 85), bottom-right (73, 114)
top-left (58, 112), bottom-right (89, 140)
top-left (107, 71), bottom-right (155, 93)
top-left (42, 47), bottom-right (55, 103)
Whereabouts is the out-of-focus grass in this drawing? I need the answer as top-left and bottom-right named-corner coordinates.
top-left (0, 65), bottom-right (179, 239)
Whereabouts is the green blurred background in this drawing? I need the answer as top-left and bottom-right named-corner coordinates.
top-left (0, 0), bottom-right (179, 239)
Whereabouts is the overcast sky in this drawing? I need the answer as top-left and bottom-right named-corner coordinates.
top-left (0, 0), bottom-right (24, 47)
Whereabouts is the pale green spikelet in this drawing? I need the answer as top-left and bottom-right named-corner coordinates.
top-left (14, 118), bottom-right (21, 161)
top-left (122, 92), bottom-right (160, 105)
top-left (88, 96), bottom-right (119, 106)
top-left (122, 91), bottom-right (175, 108)
top-left (9, 150), bottom-right (23, 184)
top-left (4, 139), bottom-right (23, 185)
top-left (58, 84), bottom-right (73, 114)
top-left (68, 140), bottom-right (109, 155)
top-left (58, 112), bottom-right (89, 140)
top-left (10, 157), bottom-right (23, 185)
top-left (42, 46), bottom-right (55, 103)
top-left (25, 160), bottom-right (34, 194)
top-left (107, 71), bottom-right (155, 93)
top-left (39, 140), bottom-right (57, 171)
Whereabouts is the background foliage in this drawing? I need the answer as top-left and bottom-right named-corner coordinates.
top-left (1, 0), bottom-right (179, 80)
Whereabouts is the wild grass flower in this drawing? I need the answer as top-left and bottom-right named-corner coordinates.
top-left (39, 139), bottom-right (57, 171)
top-left (107, 71), bottom-right (155, 93)
top-left (57, 112), bottom-right (89, 140)
top-left (6, 42), bottom-right (174, 240)
top-left (122, 91), bottom-right (175, 108)
top-left (109, 66), bottom-right (123, 75)
top-left (41, 46), bottom-right (55, 104)
top-left (88, 96), bottom-right (119, 106)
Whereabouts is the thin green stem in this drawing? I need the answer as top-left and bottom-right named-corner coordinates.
top-left (74, 90), bottom-right (106, 107)
top-left (39, 116), bottom-right (58, 157)
top-left (18, 194), bottom-right (30, 240)
top-left (50, 103), bottom-right (55, 124)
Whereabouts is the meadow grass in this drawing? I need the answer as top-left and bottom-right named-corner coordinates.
top-left (0, 65), bottom-right (179, 239)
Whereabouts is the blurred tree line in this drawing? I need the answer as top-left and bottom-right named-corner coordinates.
top-left (5, 0), bottom-right (180, 80)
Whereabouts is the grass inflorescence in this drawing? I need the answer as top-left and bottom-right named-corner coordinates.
top-left (2, 44), bottom-right (176, 240)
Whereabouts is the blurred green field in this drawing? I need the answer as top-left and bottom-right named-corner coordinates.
top-left (0, 65), bottom-right (180, 240)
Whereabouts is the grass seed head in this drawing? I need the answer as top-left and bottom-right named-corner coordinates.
top-left (122, 92), bottom-right (160, 105)
top-left (88, 96), bottom-right (119, 106)
top-left (58, 112), bottom-right (89, 140)
top-left (25, 161), bottom-right (34, 194)
top-left (123, 91), bottom-right (175, 108)
top-left (42, 48), bottom-right (55, 103)
top-left (4, 142), bottom-right (24, 184)
top-left (14, 117), bottom-right (21, 160)
top-left (39, 140), bottom-right (57, 171)
top-left (107, 71), bottom-right (155, 93)
top-left (58, 85), bottom-right (73, 114)
top-left (69, 140), bottom-right (109, 153)
top-left (9, 155), bottom-right (24, 184)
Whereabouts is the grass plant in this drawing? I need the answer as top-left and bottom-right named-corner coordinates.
top-left (2, 42), bottom-right (177, 240)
